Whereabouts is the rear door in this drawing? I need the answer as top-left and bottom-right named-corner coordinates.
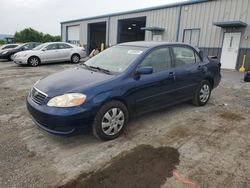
top-left (57, 43), bottom-right (73, 61)
top-left (171, 45), bottom-right (204, 100)
top-left (135, 46), bottom-right (177, 114)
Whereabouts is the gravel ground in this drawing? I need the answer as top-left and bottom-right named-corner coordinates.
top-left (0, 61), bottom-right (249, 188)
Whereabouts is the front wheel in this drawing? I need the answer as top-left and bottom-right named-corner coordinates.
top-left (192, 80), bottom-right (211, 106)
top-left (92, 101), bottom-right (129, 140)
top-left (28, 57), bottom-right (40, 67)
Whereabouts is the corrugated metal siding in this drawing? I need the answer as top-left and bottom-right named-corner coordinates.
top-left (108, 7), bottom-right (179, 45)
top-left (179, 0), bottom-right (250, 48)
top-left (61, 0), bottom-right (250, 49)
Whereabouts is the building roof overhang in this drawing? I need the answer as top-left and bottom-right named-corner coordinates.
top-left (141, 27), bottom-right (165, 32)
top-left (213, 21), bottom-right (247, 28)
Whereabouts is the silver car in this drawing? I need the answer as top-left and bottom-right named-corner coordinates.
top-left (13, 42), bottom-right (86, 67)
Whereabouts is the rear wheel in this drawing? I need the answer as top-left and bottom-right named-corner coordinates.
top-left (192, 80), bottom-right (211, 106)
top-left (28, 57), bottom-right (40, 67)
top-left (92, 101), bottom-right (128, 140)
top-left (71, 54), bottom-right (80, 63)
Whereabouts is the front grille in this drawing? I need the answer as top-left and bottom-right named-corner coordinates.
top-left (31, 87), bottom-right (47, 104)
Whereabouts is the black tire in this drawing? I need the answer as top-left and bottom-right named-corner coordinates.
top-left (192, 80), bottom-right (211, 106)
top-left (28, 57), bottom-right (40, 67)
top-left (71, 54), bottom-right (80, 63)
top-left (92, 100), bottom-right (129, 140)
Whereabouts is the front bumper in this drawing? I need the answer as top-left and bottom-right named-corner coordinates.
top-left (0, 54), bottom-right (10, 60)
top-left (26, 93), bottom-right (96, 135)
top-left (13, 57), bottom-right (28, 65)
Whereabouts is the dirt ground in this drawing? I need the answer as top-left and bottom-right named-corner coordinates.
top-left (0, 60), bottom-right (249, 188)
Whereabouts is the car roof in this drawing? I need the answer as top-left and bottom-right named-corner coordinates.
top-left (119, 41), bottom-right (200, 52)
top-left (43, 42), bottom-right (71, 45)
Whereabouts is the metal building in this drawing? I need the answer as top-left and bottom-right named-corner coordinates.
top-left (61, 0), bottom-right (250, 70)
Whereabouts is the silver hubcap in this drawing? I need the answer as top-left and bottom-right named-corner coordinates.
top-left (30, 58), bottom-right (39, 66)
top-left (72, 55), bottom-right (79, 63)
top-left (102, 108), bottom-right (125, 136)
top-left (200, 84), bottom-right (210, 103)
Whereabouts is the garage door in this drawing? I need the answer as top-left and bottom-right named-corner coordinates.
top-left (67, 25), bottom-right (80, 45)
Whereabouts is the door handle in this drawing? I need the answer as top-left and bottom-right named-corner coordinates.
top-left (168, 72), bottom-right (176, 80)
top-left (197, 65), bottom-right (203, 70)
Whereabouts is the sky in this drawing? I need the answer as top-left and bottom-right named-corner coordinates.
top-left (0, 0), bottom-right (187, 36)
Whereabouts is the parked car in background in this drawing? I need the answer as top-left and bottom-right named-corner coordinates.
top-left (0, 42), bottom-right (40, 61)
top-left (13, 42), bottom-right (86, 67)
top-left (26, 42), bottom-right (221, 140)
top-left (0, 44), bottom-right (19, 52)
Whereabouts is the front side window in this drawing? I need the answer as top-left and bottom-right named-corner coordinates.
top-left (173, 47), bottom-right (196, 67)
top-left (46, 44), bottom-right (58, 50)
top-left (139, 47), bottom-right (172, 73)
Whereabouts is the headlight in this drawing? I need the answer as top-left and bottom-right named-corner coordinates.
top-left (47, 93), bottom-right (86, 107)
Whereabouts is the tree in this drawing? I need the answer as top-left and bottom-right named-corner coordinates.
top-left (0, 40), bottom-right (5, 45)
top-left (14, 28), bottom-right (61, 43)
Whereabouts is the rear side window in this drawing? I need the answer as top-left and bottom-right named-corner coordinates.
top-left (139, 47), bottom-right (172, 73)
top-left (195, 53), bottom-right (201, 62)
top-left (3, 45), bottom-right (17, 49)
top-left (58, 43), bottom-right (72, 49)
top-left (172, 47), bottom-right (196, 67)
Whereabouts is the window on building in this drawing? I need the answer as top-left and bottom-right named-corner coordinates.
top-left (183, 29), bottom-right (200, 46)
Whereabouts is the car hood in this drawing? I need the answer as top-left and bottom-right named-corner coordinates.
top-left (35, 67), bottom-right (115, 96)
top-left (15, 50), bottom-right (34, 56)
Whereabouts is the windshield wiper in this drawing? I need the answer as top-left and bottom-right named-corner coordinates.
top-left (89, 66), bottom-right (111, 74)
top-left (80, 63), bottom-right (92, 70)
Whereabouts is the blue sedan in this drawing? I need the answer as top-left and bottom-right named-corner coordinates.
top-left (26, 42), bottom-right (221, 140)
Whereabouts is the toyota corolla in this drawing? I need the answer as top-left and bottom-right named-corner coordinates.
top-left (26, 42), bottom-right (221, 140)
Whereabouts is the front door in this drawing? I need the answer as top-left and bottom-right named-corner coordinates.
top-left (220, 32), bottom-right (241, 69)
top-left (41, 44), bottom-right (59, 62)
top-left (134, 47), bottom-right (176, 114)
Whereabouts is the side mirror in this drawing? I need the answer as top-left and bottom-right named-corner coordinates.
top-left (136, 67), bottom-right (153, 75)
top-left (208, 56), bottom-right (218, 59)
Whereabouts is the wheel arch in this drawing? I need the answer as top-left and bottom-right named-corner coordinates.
top-left (98, 97), bottom-right (132, 117)
top-left (71, 53), bottom-right (80, 59)
top-left (28, 55), bottom-right (41, 64)
top-left (204, 76), bottom-right (214, 89)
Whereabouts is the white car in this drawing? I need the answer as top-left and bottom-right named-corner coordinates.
top-left (13, 42), bottom-right (86, 67)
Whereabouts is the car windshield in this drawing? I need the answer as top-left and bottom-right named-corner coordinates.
top-left (33, 43), bottom-right (47, 50)
top-left (14, 44), bottom-right (25, 49)
top-left (84, 45), bottom-right (145, 73)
